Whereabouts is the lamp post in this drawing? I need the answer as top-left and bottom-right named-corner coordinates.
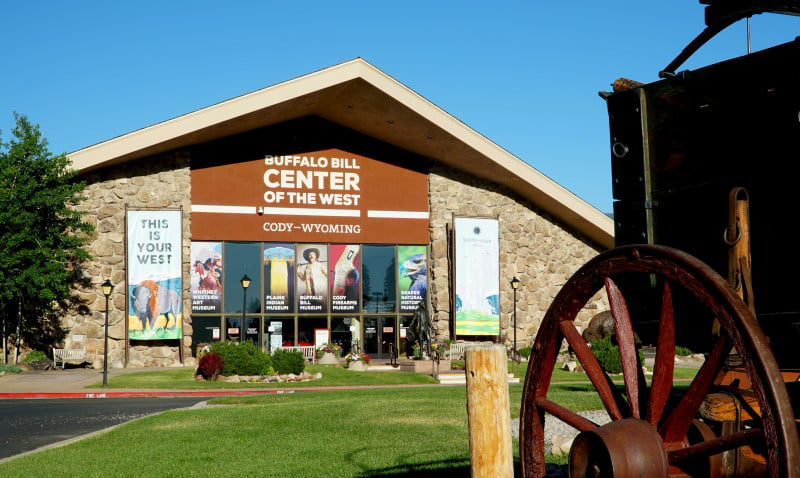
top-left (101, 279), bottom-right (114, 387)
top-left (510, 277), bottom-right (520, 364)
top-left (240, 274), bottom-right (251, 342)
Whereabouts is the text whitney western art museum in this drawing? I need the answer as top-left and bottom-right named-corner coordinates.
top-left (64, 59), bottom-right (613, 368)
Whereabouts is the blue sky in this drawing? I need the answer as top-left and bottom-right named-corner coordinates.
top-left (2, 2), bottom-right (798, 213)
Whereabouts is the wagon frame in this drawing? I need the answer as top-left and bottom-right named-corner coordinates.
top-left (519, 2), bottom-right (800, 476)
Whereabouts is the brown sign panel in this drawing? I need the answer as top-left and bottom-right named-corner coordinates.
top-left (192, 148), bottom-right (429, 244)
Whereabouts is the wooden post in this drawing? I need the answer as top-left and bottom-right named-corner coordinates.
top-left (465, 343), bottom-right (513, 477)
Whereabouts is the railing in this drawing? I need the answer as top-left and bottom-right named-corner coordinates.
top-left (386, 342), bottom-right (397, 367)
top-left (448, 343), bottom-right (465, 361)
top-left (274, 345), bottom-right (316, 364)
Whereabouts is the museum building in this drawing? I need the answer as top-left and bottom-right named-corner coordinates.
top-left (65, 59), bottom-right (613, 368)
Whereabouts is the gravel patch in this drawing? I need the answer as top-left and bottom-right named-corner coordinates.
top-left (511, 409), bottom-right (611, 453)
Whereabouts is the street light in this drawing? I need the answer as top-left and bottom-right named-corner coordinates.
top-left (240, 274), bottom-right (251, 342)
top-left (101, 279), bottom-right (114, 387)
top-left (510, 277), bottom-right (520, 364)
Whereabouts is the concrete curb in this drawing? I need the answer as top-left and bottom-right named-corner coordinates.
top-left (0, 384), bottom-right (444, 399)
top-left (0, 389), bottom-right (305, 399)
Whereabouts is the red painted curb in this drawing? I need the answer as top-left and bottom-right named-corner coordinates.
top-left (0, 390), bottom-right (307, 399)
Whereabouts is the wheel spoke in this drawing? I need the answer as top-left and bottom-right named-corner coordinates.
top-left (535, 397), bottom-right (598, 432)
top-left (668, 428), bottom-right (763, 464)
top-left (521, 245), bottom-right (799, 478)
top-left (660, 335), bottom-right (731, 442)
top-left (648, 280), bottom-right (675, 425)
top-left (559, 320), bottom-right (624, 420)
top-left (605, 277), bottom-right (640, 419)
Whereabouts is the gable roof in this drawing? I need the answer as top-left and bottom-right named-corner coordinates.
top-left (68, 58), bottom-right (613, 248)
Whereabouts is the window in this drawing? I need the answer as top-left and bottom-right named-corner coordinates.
top-left (224, 242), bottom-right (262, 314)
top-left (362, 245), bottom-right (396, 313)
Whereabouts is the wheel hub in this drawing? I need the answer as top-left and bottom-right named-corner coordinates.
top-left (569, 418), bottom-right (668, 478)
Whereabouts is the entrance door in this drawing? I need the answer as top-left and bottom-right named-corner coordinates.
top-left (363, 317), bottom-right (396, 359)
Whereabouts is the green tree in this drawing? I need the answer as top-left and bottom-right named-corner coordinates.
top-left (0, 114), bottom-right (94, 363)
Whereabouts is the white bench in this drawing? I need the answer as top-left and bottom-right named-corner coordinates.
top-left (448, 343), bottom-right (466, 361)
top-left (53, 348), bottom-right (86, 369)
top-left (274, 346), bottom-right (316, 364)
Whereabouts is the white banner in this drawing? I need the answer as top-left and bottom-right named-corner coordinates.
top-left (454, 217), bottom-right (499, 336)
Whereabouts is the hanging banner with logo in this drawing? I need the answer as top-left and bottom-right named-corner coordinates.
top-left (398, 245), bottom-right (427, 313)
top-left (454, 217), bottom-right (499, 336)
top-left (264, 243), bottom-right (295, 313)
top-left (296, 244), bottom-right (328, 313)
top-left (127, 210), bottom-right (183, 340)
top-left (330, 244), bottom-right (361, 313)
top-left (191, 242), bottom-right (222, 313)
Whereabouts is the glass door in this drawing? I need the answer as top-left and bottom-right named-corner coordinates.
top-left (364, 317), bottom-right (379, 356)
top-left (331, 317), bottom-right (355, 356)
top-left (380, 317), bottom-right (396, 359)
top-left (363, 317), bottom-right (397, 359)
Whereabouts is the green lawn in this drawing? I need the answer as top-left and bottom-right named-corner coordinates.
top-left (90, 365), bottom-right (438, 389)
top-left (510, 361), bottom-right (699, 384)
top-left (1, 378), bottom-right (697, 476)
top-left (91, 362), bottom-right (697, 390)
top-left (0, 387), bottom-right (482, 477)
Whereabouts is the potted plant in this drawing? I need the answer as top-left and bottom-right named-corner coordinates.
top-left (432, 341), bottom-right (447, 358)
top-left (345, 352), bottom-right (370, 371)
top-left (316, 343), bottom-right (341, 365)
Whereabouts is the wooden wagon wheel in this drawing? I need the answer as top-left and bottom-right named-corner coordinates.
top-left (519, 245), bottom-right (800, 477)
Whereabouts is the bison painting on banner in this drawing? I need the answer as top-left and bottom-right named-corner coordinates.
top-left (127, 209), bottom-right (183, 340)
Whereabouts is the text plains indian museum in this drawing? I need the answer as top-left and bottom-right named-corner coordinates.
top-left (65, 59), bottom-right (613, 368)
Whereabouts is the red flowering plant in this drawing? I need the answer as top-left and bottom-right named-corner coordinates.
top-left (316, 343), bottom-right (342, 359)
top-left (197, 352), bottom-right (224, 380)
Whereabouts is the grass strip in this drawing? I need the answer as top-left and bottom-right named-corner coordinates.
top-left (90, 365), bottom-right (438, 389)
top-left (90, 361), bottom-right (696, 390)
top-left (1, 387), bottom-right (477, 477)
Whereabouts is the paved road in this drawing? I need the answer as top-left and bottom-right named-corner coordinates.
top-left (0, 397), bottom-right (207, 460)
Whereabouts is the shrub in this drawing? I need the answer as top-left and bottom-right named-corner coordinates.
top-left (210, 341), bottom-right (272, 376)
top-left (590, 336), bottom-right (645, 374)
top-left (24, 350), bottom-right (48, 363)
top-left (517, 347), bottom-right (532, 359)
top-left (675, 345), bottom-right (693, 357)
top-left (198, 352), bottom-right (224, 380)
top-left (0, 364), bottom-right (22, 374)
top-left (272, 348), bottom-right (305, 375)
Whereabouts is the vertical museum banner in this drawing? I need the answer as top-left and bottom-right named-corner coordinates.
top-left (296, 244), bottom-right (329, 313)
top-left (330, 244), bottom-right (361, 313)
top-left (454, 217), bottom-right (500, 336)
top-left (191, 242), bottom-right (222, 313)
top-left (127, 210), bottom-right (183, 340)
top-left (398, 245), bottom-right (427, 313)
top-left (264, 243), bottom-right (295, 313)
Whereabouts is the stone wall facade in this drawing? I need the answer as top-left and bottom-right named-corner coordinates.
top-left (428, 165), bottom-right (608, 348)
top-left (61, 153), bottom-right (606, 369)
top-left (66, 152), bottom-right (193, 368)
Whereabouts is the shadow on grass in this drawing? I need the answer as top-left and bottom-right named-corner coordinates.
top-left (354, 458), bottom-right (470, 477)
top-left (345, 447), bottom-right (471, 477)
top-left (351, 454), bottom-right (527, 477)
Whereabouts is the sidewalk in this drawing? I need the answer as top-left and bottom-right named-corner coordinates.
top-left (0, 366), bottom-right (319, 399)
